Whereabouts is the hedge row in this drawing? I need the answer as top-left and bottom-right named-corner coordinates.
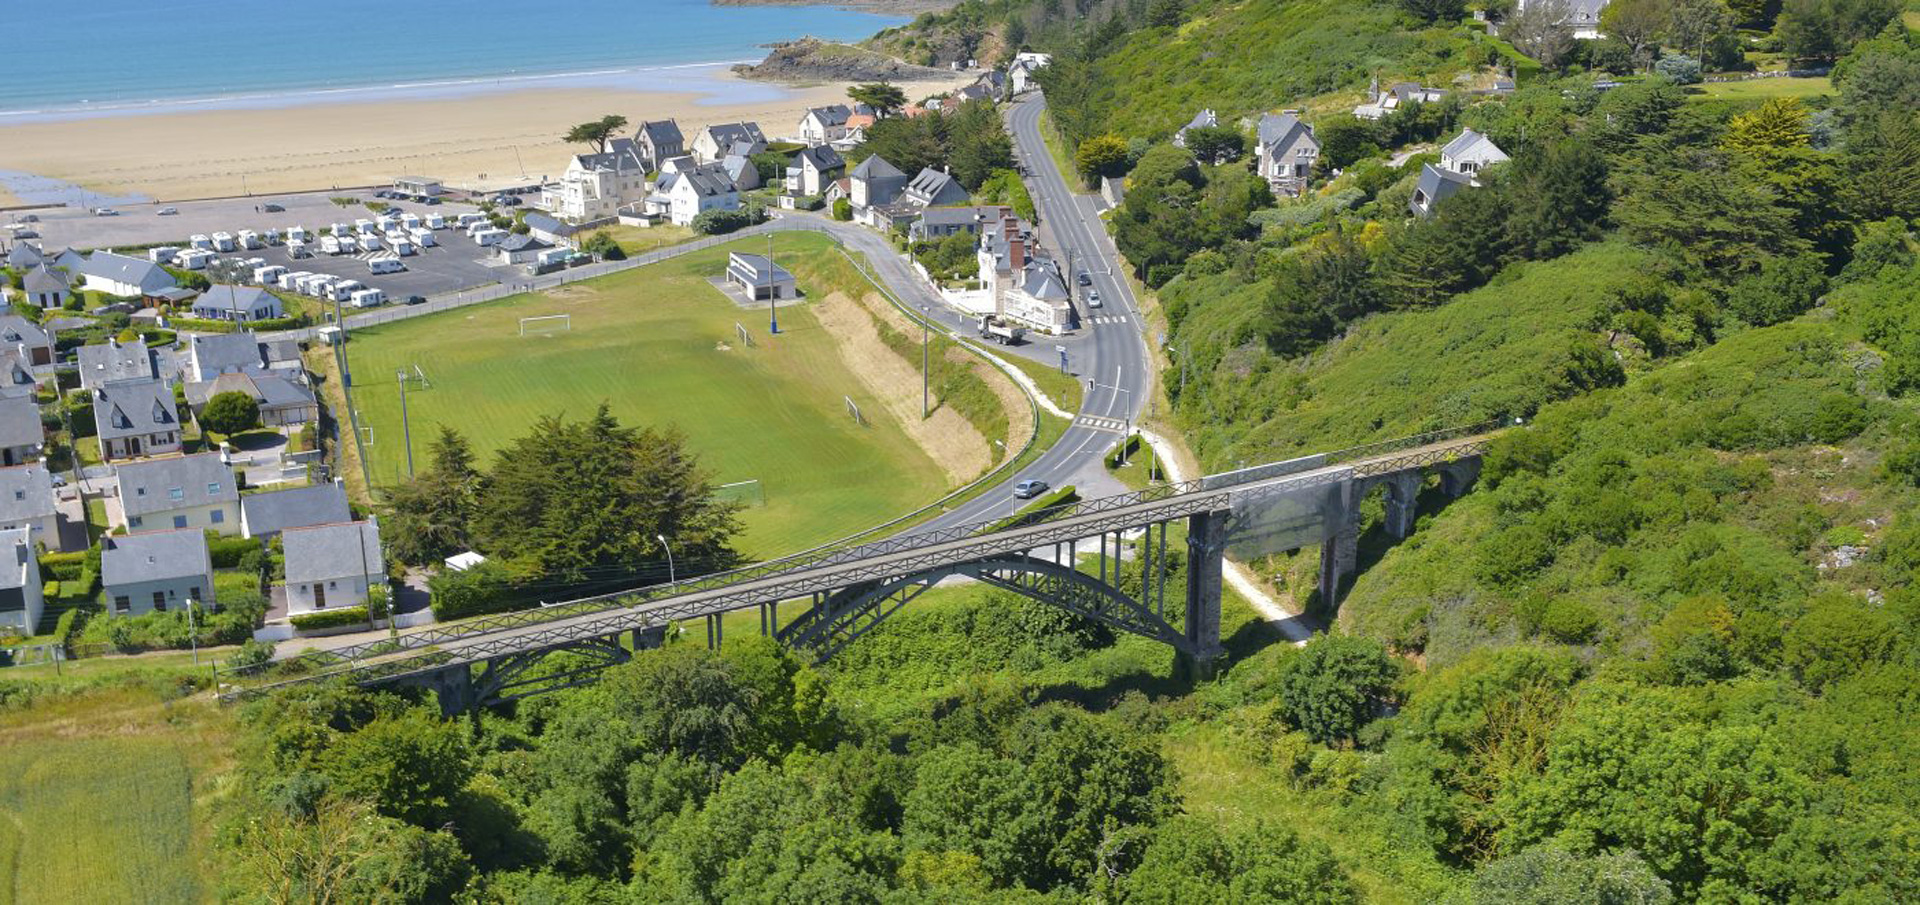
top-left (290, 606), bottom-right (370, 630)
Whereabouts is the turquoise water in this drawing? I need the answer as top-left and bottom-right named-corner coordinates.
top-left (0, 0), bottom-right (903, 119)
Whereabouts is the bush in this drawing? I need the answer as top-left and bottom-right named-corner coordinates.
top-left (1654, 54), bottom-right (1702, 84)
top-left (39, 551), bottom-right (88, 581)
top-left (831, 198), bottom-right (853, 221)
top-left (226, 639), bottom-right (275, 670)
top-left (208, 534), bottom-right (262, 568)
top-left (290, 606), bottom-right (371, 631)
top-left (429, 561), bottom-right (525, 621)
top-left (691, 208), bottom-right (756, 235)
top-left (580, 231), bottom-right (626, 261)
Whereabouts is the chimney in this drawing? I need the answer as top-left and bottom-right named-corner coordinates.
top-left (1008, 233), bottom-right (1027, 271)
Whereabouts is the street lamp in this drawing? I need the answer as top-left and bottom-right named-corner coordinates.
top-left (656, 533), bottom-right (677, 585)
top-left (921, 306), bottom-right (931, 418)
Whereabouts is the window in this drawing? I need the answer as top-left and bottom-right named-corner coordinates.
top-left (168, 487), bottom-right (184, 501)
top-left (130, 516), bottom-right (143, 528)
top-left (153, 591), bottom-right (167, 611)
top-left (208, 483), bottom-right (221, 495)
top-left (114, 596), bottom-right (130, 614)
top-left (135, 487), bottom-right (146, 497)
top-left (313, 583), bottom-right (327, 609)
top-left (210, 510), bottom-right (224, 524)
top-left (189, 587), bottom-right (201, 602)
top-left (172, 515), bottom-right (188, 529)
top-left (11, 490), bottom-right (21, 501)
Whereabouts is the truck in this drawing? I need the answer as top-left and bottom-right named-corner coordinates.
top-left (978, 315), bottom-right (1026, 345)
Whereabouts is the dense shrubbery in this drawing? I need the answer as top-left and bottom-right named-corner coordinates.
top-left (289, 606), bottom-right (370, 631)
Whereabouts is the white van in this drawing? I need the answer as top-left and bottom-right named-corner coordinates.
top-left (389, 238), bottom-right (415, 257)
top-left (359, 233), bottom-right (382, 251)
top-left (286, 226), bottom-right (309, 243)
top-left (147, 247), bottom-right (180, 265)
top-left (368, 256), bottom-right (406, 275)
top-left (287, 240), bottom-right (311, 259)
top-left (354, 218), bottom-right (376, 236)
top-left (263, 228), bottom-right (282, 245)
top-left (472, 228), bottom-right (506, 246)
top-left (339, 235), bottom-right (361, 254)
top-left (425, 213), bottom-right (449, 230)
top-left (278, 271), bottom-right (309, 290)
top-left (178, 249), bottom-right (215, 270)
top-left (350, 288), bottom-right (386, 308)
top-left (400, 213), bottom-right (422, 229)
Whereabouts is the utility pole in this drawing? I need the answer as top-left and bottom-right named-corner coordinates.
top-left (766, 232), bottom-right (779, 335)
top-left (921, 307), bottom-right (930, 418)
top-left (397, 369), bottom-right (414, 477)
top-left (186, 597), bottom-right (199, 667)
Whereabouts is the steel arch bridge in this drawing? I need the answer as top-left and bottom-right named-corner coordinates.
top-left (220, 425), bottom-right (1498, 715)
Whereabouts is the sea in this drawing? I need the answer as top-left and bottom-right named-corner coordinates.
top-left (0, 0), bottom-right (907, 122)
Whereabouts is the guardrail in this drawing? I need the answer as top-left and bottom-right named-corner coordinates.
top-left (221, 421), bottom-right (1500, 686)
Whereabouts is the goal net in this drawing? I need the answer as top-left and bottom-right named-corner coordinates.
top-left (714, 479), bottom-right (765, 508)
top-left (734, 322), bottom-right (755, 348)
top-left (519, 314), bottom-right (571, 337)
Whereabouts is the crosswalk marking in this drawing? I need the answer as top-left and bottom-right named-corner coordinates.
top-left (1075, 415), bottom-right (1128, 433)
top-left (1085, 315), bottom-right (1129, 326)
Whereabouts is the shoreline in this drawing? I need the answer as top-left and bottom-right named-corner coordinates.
top-left (0, 66), bottom-right (974, 203)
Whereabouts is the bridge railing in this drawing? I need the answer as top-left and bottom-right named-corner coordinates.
top-left (221, 422), bottom-right (1501, 686)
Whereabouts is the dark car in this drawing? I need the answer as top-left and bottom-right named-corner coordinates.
top-left (1013, 479), bottom-right (1050, 500)
top-left (262, 203), bottom-right (285, 212)
top-left (403, 294), bottom-right (427, 305)
top-left (1077, 271), bottom-right (1092, 287)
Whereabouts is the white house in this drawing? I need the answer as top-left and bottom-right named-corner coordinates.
top-left (691, 122), bottom-right (768, 163)
top-left (797, 105), bottom-right (854, 145)
top-left (1511, 0), bottom-right (1611, 39)
top-left (0, 527), bottom-right (44, 636)
top-left (280, 520), bottom-right (385, 617)
top-left (1009, 52), bottom-right (1052, 94)
top-left (634, 120), bottom-right (686, 170)
top-left (539, 138), bottom-right (649, 222)
top-left (79, 339), bottom-right (157, 390)
top-left (1410, 129), bottom-right (1509, 218)
top-left (643, 163), bottom-right (741, 227)
top-left (977, 212), bottom-right (1073, 333)
top-left (1256, 111), bottom-right (1320, 198)
top-left (850, 154), bottom-right (909, 211)
top-left (20, 264), bottom-right (70, 308)
top-left (191, 285), bottom-right (284, 323)
top-left (726, 253), bottom-right (797, 301)
top-left (101, 529), bottom-right (214, 616)
top-left (0, 465), bottom-right (63, 552)
top-left (786, 146), bottom-right (845, 197)
top-left (115, 452), bottom-right (240, 535)
top-left (76, 252), bottom-right (176, 298)
top-left (92, 380), bottom-right (182, 461)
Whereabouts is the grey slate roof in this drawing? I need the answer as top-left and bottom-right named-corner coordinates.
top-left (77, 252), bottom-right (174, 293)
top-left (0, 351), bottom-right (34, 393)
top-left (903, 167), bottom-right (970, 207)
top-left (572, 137), bottom-right (648, 174)
top-left (729, 253), bottom-right (793, 285)
top-left (0, 465), bottom-right (56, 526)
top-left (22, 265), bottom-right (67, 295)
top-left (918, 206), bottom-right (1000, 228)
top-left (0, 526), bottom-right (31, 593)
top-left (101, 529), bottom-right (211, 587)
top-left (241, 483), bottom-right (351, 538)
top-left (192, 284), bottom-right (280, 318)
top-left (6, 241), bottom-right (43, 270)
top-left (674, 165), bottom-right (738, 198)
top-left (1412, 163), bottom-right (1475, 216)
top-left (636, 119), bottom-right (684, 154)
top-left (0, 316), bottom-right (49, 350)
top-left (851, 154), bottom-right (905, 180)
top-left (702, 122), bottom-right (766, 151)
top-left (498, 233), bottom-right (554, 254)
top-left (794, 145), bottom-right (845, 172)
top-left (186, 331), bottom-right (267, 377)
top-left (522, 212), bottom-right (578, 237)
top-left (91, 380), bottom-right (179, 443)
top-left (1258, 112), bottom-right (1313, 151)
top-left (1439, 128), bottom-right (1509, 167)
top-left (283, 520), bottom-right (383, 584)
top-left (807, 104), bottom-right (853, 127)
top-left (0, 395), bottom-right (43, 451)
top-left (116, 452), bottom-right (236, 519)
top-left (720, 155), bottom-right (759, 191)
top-left (79, 339), bottom-right (155, 388)
top-left (185, 372), bottom-right (314, 410)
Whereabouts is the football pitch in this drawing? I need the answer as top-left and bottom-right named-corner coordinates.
top-left (342, 232), bottom-right (953, 559)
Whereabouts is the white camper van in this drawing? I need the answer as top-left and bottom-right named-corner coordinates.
top-left (368, 256), bottom-right (406, 275)
top-left (320, 235), bottom-right (342, 255)
top-left (211, 232), bottom-right (237, 252)
top-left (350, 288), bottom-right (386, 308)
top-left (189, 234), bottom-right (213, 250)
top-left (254, 265), bottom-right (288, 285)
top-left (148, 247), bottom-right (180, 265)
top-left (237, 230), bottom-right (263, 250)
top-left (409, 227), bottom-right (436, 248)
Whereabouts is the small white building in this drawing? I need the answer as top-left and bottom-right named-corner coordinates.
top-left (726, 253), bottom-right (797, 301)
top-left (75, 252), bottom-right (177, 299)
top-left (797, 104), bottom-right (854, 145)
top-left (1009, 52), bottom-right (1052, 94)
top-left (280, 520), bottom-right (385, 617)
top-left (0, 526), bottom-right (44, 636)
top-left (190, 284), bottom-right (284, 323)
top-left (644, 164), bottom-right (741, 227)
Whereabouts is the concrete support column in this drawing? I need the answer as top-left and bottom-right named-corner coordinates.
top-left (1440, 458), bottom-right (1482, 498)
top-left (631, 625), bottom-right (667, 652)
top-left (422, 662), bottom-right (475, 718)
top-left (706, 613), bottom-right (723, 650)
top-left (1319, 479), bottom-right (1358, 610)
top-left (1383, 470), bottom-right (1424, 540)
top-left (1183, 510), bottom-right (1228, 673)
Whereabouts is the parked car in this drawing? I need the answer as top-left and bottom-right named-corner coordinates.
top-left (403, 294), bottom-right (427, 305)
top-left (1013, 479), bottom-right (1050, 500)
top-left (262, 203), bottom-right (285, 212)
top-left (94, 207), bottom-right (119, 216)
top-left (156, 206), bottom-right (178, 216)
top-left (19, 214), bottom-right (37, 223)
top-left (1077, 271), bottom-right (1092, 287)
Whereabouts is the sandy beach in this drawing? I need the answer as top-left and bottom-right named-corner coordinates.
top-left (0, 67), bottom-right (972, 204)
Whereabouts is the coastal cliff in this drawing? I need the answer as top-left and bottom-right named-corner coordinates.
top-left (734, 38), bottom-right (956, 83)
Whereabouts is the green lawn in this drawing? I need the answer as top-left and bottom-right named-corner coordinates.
top-left (596, 224), bottom-right (697, 256)
top-left (0, 738), bottom-right (200, 904)
top-left (341, 232), bottom-right (955, 559)
top-left (1040, 110), bottom-right (1084, 191)
top-left (996, 347), bottom-right (1085, 413)
top-left (1692, 76), bottom-right (1833, 102)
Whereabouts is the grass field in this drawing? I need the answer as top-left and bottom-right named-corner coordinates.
top-left (1692, 76), bottom-right (1833, 101)
top-left (595, 224), bottom-right (697, 256)
top-left (342, 232), bottom-right (957, 559)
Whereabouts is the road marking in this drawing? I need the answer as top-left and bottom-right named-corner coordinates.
top-left (1086, 315), bottom-right (1128, 326)
top-left (1075, 416), bottom-right (1128, 433)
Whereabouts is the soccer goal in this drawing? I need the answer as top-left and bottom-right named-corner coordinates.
top-left (845, 396), bottom-right (867, 427)
top-left (714, 479), bottom-right (765, 507)
top-left (734, 322), bottom-right (755, 348)
top-left (519, 314), bottom-right (571, 337)
top-left (413, 363), bottom-right (431, 389)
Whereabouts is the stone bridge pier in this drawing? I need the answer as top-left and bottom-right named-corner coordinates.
top-left (1318, 457), bottom-right (1482, 609)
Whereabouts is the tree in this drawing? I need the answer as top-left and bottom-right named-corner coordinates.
top-left (1509, 0), bottom-right (1577, 69)
top-left (1182, 124), bottom-right (1247, 165)
top-left (1401, 0), bottom-right (1467, 23)
top-left (1779, 0), bottom-right (1902, 61)
top-left (1277, 634), bottom-right (1401, 744)
top-left (831, 197), bottom-right (853, 220)
top-left (318, 709), bottom-right (473, 828)
top-left (382, 427), bottom-right (481, 566)
top-left (1469, 846), bottom-right (1674, 904)
top-left (227, 795), bottom-right (470, 905)
top-left (945, 99), bottom-right (1015, 189)
top-left (1723, 97), bottom-right (1812, 154)
top-left (1076, 134), bottom-right (1131, 185)
top-left (1145, 0), bottom-right (1186, 28)
top-left (1652, 51), bottom-right (1703, 83)
top-left (200, 391), bottom-right (260, 438)
top-left (563, 114), bottom-right (629, 153)
top-left (852, 114), bottom-right (949, 178)
top-left (1841, 112), bottom-right (1920, 223)
top-left (1615, 152), bottom-right (1808, 275)
top-left (1114, 817), bottom-right (1357, 903)
top-left (847, 82), bottom-right (907, 117)
top-left (1603, 0), bottom-right (1670, 68)
top-left (1725, 252), bottom-right (1828, 326)
top-left (1313, 114), bottom-right (1383, 170)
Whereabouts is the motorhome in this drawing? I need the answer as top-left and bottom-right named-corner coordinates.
top-left (368, 256), bottom-right (406, 275)
top-left (277, 271), bottom-right (310, 290)
top-left (354, 219), bottom-right (376, 235)
top-left (350, 288), bottom-right (386, 308)
top-left (237, 230), bottom-right (263, 250)
top-left (286, 226), bottom-right (309, 243)
top-left (320, 235), bottom-right (342, 255)
top-left (537, 248), bottom-right (571, 268)
top-left (410, 227), bottom-right (437, 248)
top-left (392, 238), bottom-right (417, 257)
top-left (330, 222), bottom-right (352, 237)
top-left (339, 235), bottom-right (361, 254)
top-left (357, 233), bottom-right (380, 251)
top-left (456, 212), bottom-right (484, 229)
top-left (473, 228), bottom-right (506, 246)
top-left (148, 247), bottom-right (180, 265)
top-left (263, 229), bottom-right (282, 245)
top-left (189, 234), bottom-right (213, 250)
top-left (400, 213), bottom-right (422, 230)
top-left (211, 232), bottom-right (237, 252)
top-left (177, 249), bottom-right (215, 269)
top-left (287, 240), bottom-right (311, 259)
top-left (465, 219), bottom-right (492, 237)
top-left (425, 213), bottom-right (449, 230)
top-left (254, 265), bottom-right (288, 285)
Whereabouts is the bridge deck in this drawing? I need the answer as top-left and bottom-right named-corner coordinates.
top-left (232, 431), bottom-right (1493, 694)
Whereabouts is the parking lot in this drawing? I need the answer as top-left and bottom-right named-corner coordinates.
top-left (7, 188), bottom-right (487, 255)
top-left (235, 230), bottom-right (507, 303)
